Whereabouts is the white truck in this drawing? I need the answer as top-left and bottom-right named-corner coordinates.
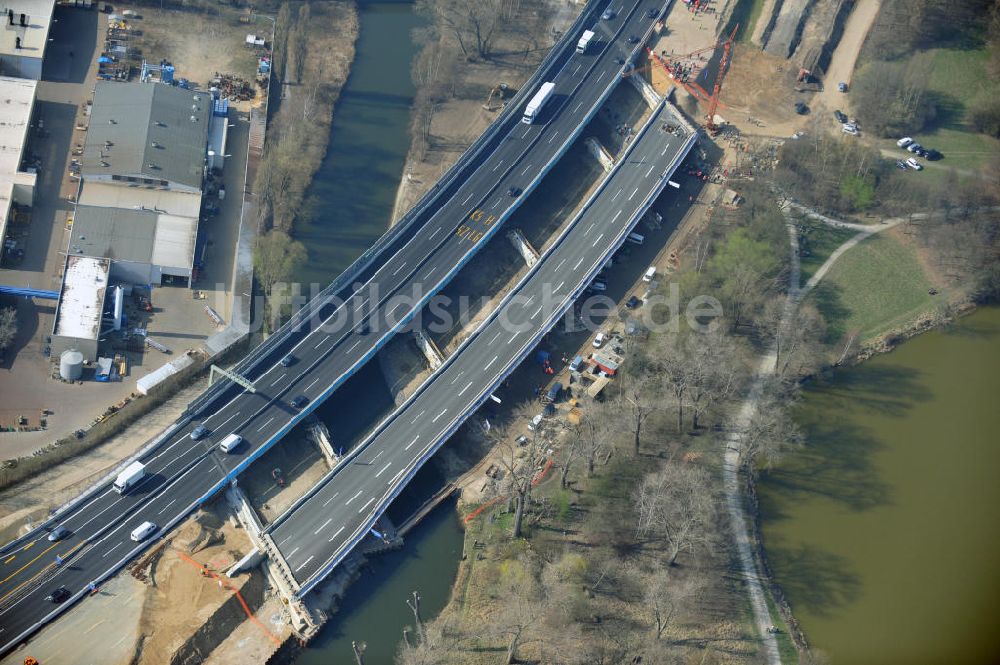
top-left (114, 461), bottom-right (146, 494)
top-left (576, 29), bottom-right (595, 54)
top-left (522, 81), bottom-right (555, 124)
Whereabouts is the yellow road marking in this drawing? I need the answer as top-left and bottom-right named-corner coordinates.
top-left (23, 541), bottom-right (34, 551)
top-left (3, 555), bottom-right (14, 565)
top-left (0, 541), bottom-right (57, 586)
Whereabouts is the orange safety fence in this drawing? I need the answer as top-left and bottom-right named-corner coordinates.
top-left (174, 549), bottom-right (282, 646)
top-left (463, 458), bottom-right (554, 524)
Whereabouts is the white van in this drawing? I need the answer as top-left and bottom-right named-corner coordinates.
top-left (643, 266), bottom-right (657, 282)
top-left (130, 521), bottom-right (157, 542)
top-left (626, 232), bottom-right (645, 245)
top-left (219, 433), bottom-right (243, 454)
top-left (527, 414), bottom-right (544, 431)
top-left (896, 137), bottom-right (913, 148)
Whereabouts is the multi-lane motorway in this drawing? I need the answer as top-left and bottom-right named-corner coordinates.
top-left (270, 101), bottom-right (696, 591)
top-left (0, 0), bottom-right (669, 652)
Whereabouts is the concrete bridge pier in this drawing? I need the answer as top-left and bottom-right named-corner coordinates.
top-left (584, 137), bottom-right (615, 172)
top-left (304, 416), bottom-right (339, 468)
top-left (507, 228), bottom-right (540, 267)
top-left (628, 72), bottom-right (664, 108)
top-left (413, 329), bottom-right (445, 370)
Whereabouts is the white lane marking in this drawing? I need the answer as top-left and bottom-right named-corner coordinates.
top-left (450, 370), bottom-right (464, 385)
top-left (256, 416), bottom-right (275, 433)
top-left (520, 164), bottom-right (532, 176)
top-left (548, 130), bottom-right (559, 144)
top-left (584, 222), bottom-right (595, 236)
top-left (611, 209), bottom-right (623, 223)
top-left (103, 542), bottom-right (123, 558)
top-left (329, 526), bottom-right (346, 542)
top-left (157, 499), bottom-right (177, 515)
top-left (555, 258), bottom-right (566, 271)
top-left (508, 331), bottom-right (521, 343)
top-left (315, 518), bottom-right (333, 535)
top-left (555, 281), bottom-right (565, 292)
top-left (423, 266), bottom-right (436, 281)
top-left (662, 145), bottom-right (668, 156)
top-left (353, 297), bottom-right (369, 313)
top-left (628, 187), bottom-right (639, 200)
top-left (574, 256), bottom-right (585, 270)
top-left (305, 377), bottom-right (321, 392)
top-left (370, 450), bottom-right (384, 463)
top-left (573, 63), bottom-right (581, 76)
top-left (411, 410), bottom-right (425, 424)
top-left (295, 555), bottom-right (315, 573)
top-left (429, 227), bottom-right (442, 240)
top-left (322, 492), bottom-right (341, 507)
top-left (573, 101), bottom-right (584, 113)
top-left (492, 159), bottom-right (505, 172)
top-left (358, 498), bottom-right (376, 514)
top-left (272, 373), bottom-right (287, 386)
top-left (596, 70), bottom-right (607, 83)
top-left (462, 192), bottom-right (474, 206)
top-left (531, 306), bottom-right (542, 319)
top-left (491, 197), bottom-right (502, 210)
top-left (288, 547), bottom-right (300, 557)
top-left (214, 413), bottom-right (237, 431)
top-left (348, 339), bottom-right (362, 353)
top-left (485, 355), bottom-right (498, 370)
top-left (388, 468), bottom-right (406, 486)
top-left (458, 381), bottom-right (473, 396)
top-left (612, 188), bottom-right (622, 202)
top-left (405, 435), bottom-right (420, 451)
top-left (345, 491), bottom-right (363, 506)
top-left (314, 335), bottom-right (333, 350)
top-left (524, 295), bottom-right (535, 307)
top-left (431, 409), bottom-right (447, 423)
top-left (592, 233), bottom-right (604, 247)
top-left (490, 331), bottom-right (502, 344)
top-left (645, 163), bottom-right (656, 177)
top-left (392, 261), bottom-right (407, 276)
top-left (375, 462), bottom-right (392, 478)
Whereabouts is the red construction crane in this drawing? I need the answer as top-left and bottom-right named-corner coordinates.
top-left (706, 25), bottom-right (739, 134)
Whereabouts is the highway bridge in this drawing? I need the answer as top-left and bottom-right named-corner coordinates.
top-left (0, 0), bottom-right (675, 653)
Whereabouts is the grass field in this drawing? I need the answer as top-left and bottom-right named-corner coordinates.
top-left (797, 218), bottom-right (857, 284)
top-left (809, 232), bottom-right (935, 343)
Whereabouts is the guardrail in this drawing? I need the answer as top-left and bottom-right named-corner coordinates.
top-left (290, 100), bottom-right (697, 596)
top-left (184, 0), bottom-right (615, 417)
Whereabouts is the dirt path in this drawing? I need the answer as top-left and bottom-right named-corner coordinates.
top-left (811, 0), bottom-right (881, 119)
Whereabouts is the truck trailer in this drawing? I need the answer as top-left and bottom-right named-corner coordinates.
top-left (522, 81), bottom-right (555, 124)
top-left (114, 461), bottom-right (146, 494)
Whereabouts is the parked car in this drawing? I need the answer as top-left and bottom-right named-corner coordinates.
top-left (794, 101), bottom-right (809, 115)
top-left (897, 137), bottom-right (913, 148)
top-left (925, 148), bottom-right (942, 161)
top-left (906, 157), bottom-right (923, 171)
top-left (592, 332), bottom-right (606, 348)
top-left (589, 280), bottom-right (607, 292)
top-left (842, 124), bottom-right (858, 136)
top-left (907, 142), bottom-right (922, 153)
top-left (896, 160), bottom-right (908, 170)
top-left (47, 525), bottom-right (69, 542)
top-left (625, 295), bottom-right (642, 309)
top-left (833, 110), bottom-right (848, 123)
top-left (837, 81), bottom-right (848, 92)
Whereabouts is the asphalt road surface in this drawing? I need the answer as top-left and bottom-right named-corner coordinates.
top-left (270, 101), bottom-right (696, 591)
top-left (0, 0), bottom-right (667, 652)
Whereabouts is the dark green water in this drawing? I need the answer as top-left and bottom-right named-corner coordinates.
top-left (759, 307), bottom-right (1000, 664)
top-left (290, 3), bottom-right (464, 663)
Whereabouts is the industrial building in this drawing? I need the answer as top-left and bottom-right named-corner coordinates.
top-left (0, 0), bottom-right (53, 80)
top-left (80, 81), bottom-right (211, 195)
top-left (0, 74), bottom-right (36, 257)
top-left (50, 255), bottom-right (111, 362)
top-left (68, 205), bottom-right (197, 284)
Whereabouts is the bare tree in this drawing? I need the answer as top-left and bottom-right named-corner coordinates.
top-left (642, 564), bottom-right (704, 640)
top-left (489, 418), bottom-right (546, 539)
top-left (737, 390), bottom-right (803, 483)
top-left (573, 401), bottom-right (618, 476)
top-left (419, 0), bottom-right (510, 60)
top-left (635, 462), bottom-right (716, 566)
top-left (0, 307), bottom-right (17, 350)
top-left (616, 372), bottom-right (657, 456)
top-left (491, 556), bottom-right (542, 664)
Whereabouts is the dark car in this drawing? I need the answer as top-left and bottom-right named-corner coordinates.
top-left (601, 9), bottom-right (615, 20)
top-left (507, 186), bottom-right (521, 197)
top-left (895, 160), bottom-right (908, 170)
top-left (647, 7), bottom-right (660, 18)
top-left (795, 101), bottom-right (809, 115)
top-left (190, 425), bottom-right (210, 440)
top-left (47, 525), bottom-right (69, 542)
top-left (628, 35), bottom-right (640, 44)
top-left (926, 148), bottom-right (942, 161)
top-left (833, 110), bottom-right (848, 123)
top-left (280, 354), bottom-right (296, 367)
top-left (47, 586), bottom-right (71, 603)
top-left (625, 295), bottom-right (642, 309)
top-left (291, 395), bottom-right (309, 409)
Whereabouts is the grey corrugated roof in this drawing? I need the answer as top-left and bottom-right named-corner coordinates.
top-left (69, 206), bottom-right (156, 264)
top-left (81, 82), bottom-right (210, 189)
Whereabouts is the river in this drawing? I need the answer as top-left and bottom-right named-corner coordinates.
top-left (288, 2), bottom-right (464, 663)
top-left (759, 307), bottom-right (1000, 664)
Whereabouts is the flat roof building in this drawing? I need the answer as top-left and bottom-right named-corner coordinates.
top-left (81, 81), bottom-right (212, 194)
top-left (0, 74), bottom-right (36, 254)
top-left (69, 206), bottom-right (198, 284)
top-left (0, 0), bottom-right (53, 80)
top-left (51, 255), bottom-right (111, 362)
